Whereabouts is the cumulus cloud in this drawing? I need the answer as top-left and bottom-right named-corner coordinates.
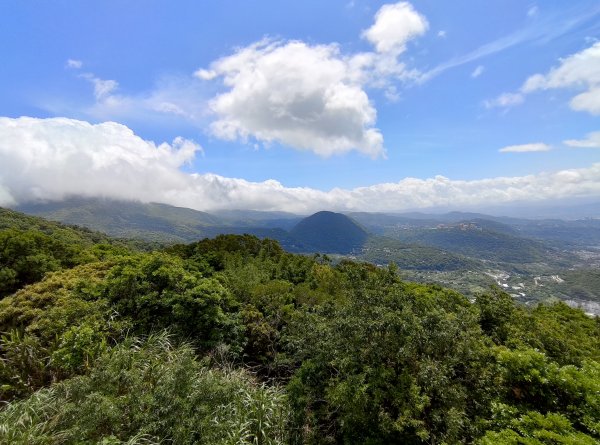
top-left (499, 142), bottom-right (551, 153)
top-left (484, 42), bottom-right (600, 110)
top-left (564, 131), bottom-right (600, 148)
top-left (484, 92), bottom-right (524, 109)
top-left (194, 2), bottom-right (430, 158)
top-left (196, 40), bottom-right (384, 158)
top-left (56, 3), bottom-right (429, 159)
top-left (517, 42), bottom-right (600, 114)
top-left (362, 2), bottom-right (428, 55)
top-left (0, 117), bottom-right (201, 206)
top-left (1, 117), bottom-right (599, 213)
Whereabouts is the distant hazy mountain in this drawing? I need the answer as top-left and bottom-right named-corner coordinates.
top-left (512, 219), bottom-right (600, 248)
top-left (290, 211), bottom-right (368, 254)
top-left (346, 212), bottom-right (439, 233)
top-left (16, 198), bottom-right (225, 243)
top-left (13, 198), bottom-right (341, 249)
top-left (383, 223), bottom-right (562, 264)
top-left (477, 200), bottom-right (600, 220)
top-left (212, 209), bottom-right (304, 231)
top-left (10, 199), bottom-right (600, 310)
top-left (14, 197), bottom-right (600, 265)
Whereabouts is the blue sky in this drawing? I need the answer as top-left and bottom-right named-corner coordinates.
top-left (0, 1), bottom-right (599, 212)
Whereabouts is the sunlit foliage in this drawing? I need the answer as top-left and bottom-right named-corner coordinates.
top-left (0, 210), bottom-right (598, 444)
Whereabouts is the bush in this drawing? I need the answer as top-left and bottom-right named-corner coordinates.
top-left (0, 333), bottom-right (290, 444)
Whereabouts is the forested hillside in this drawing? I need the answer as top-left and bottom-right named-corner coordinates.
top-left (17, 198), bottom-right (225, 243)
top-left (1, 209), bottom-right (599, 444)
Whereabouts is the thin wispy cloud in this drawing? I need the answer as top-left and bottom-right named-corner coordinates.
top-left (79, 73), bottom-right (119, 100)
top-left (499, 142), bottom-right (550, 153)
top-left (419, 4), bottom-right (600, 83)
top-left (484, 93), bottom-right (523, 109)
top-left (60, 64), bottom-right (213, 128)
top-left (471, 65), bottom-right (484, 78)
top-left (66, 59), bottom-right (82, 69)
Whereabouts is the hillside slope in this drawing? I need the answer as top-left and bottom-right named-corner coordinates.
top-left (17, 198), bottom-right (225, 242)
top-left (384, 223), bottom-right (559, 264)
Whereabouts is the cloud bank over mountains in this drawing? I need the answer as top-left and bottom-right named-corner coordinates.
top-left (1, 117), bottom-right (599, 213)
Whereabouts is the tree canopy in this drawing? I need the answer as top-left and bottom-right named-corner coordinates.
top-left (0, 210), bottom-right (598, 444)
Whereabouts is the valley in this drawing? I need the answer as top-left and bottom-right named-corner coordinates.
top-left (14, 197), bottom-right (600, 314)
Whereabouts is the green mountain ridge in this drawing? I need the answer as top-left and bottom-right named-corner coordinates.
top-left (10, 198), bottom-right (600, 306)
top-left (383, 223), bottom-right (561, 264)
top-left (17, 197), bottom-right (223, 242)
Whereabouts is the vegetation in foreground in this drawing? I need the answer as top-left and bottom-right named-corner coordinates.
top-left (0, 208), bottom-right (599, 444)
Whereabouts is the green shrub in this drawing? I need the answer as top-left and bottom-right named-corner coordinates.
top-left (0, 333), bottom-right (290, 444)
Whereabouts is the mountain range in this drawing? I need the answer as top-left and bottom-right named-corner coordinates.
top-left (17, 197), bottom-right (600, 257)
top-left (11, 196), bottom-right (600, 312)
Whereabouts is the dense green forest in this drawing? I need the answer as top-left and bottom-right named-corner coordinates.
top-left (0, 208), bottom-right (599, 444)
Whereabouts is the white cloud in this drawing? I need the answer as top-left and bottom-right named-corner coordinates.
top-left (0, 117), bottom-right (202, 206)
top-left (193, 2), bottom-right (430, 158)
top-left (194, 69), bottom-right (217, 81)
top-left (59, 3), bottom-right (429, 159)
top-left (66, 64), bottom-right (211, 126)
top-left (66, 59), bottom-right (82, 69)
top-left (471, 65), bottom-right (484, 78)
top-left (499, 142), bottom-right (551, 153)
top-left (564, 131), bottom-right (600, 148)
top-left (484, 92), bottom-right (524, 109)
top-left (362, 2), bottom-right (428, 55)
top-left (521, 42), bottom-right (600, 114)
top-left (67, 74), bottom-right (211, 127)
top-left (437, 30), bottom-right (447, 38)
top-left (197, 40), bottom-right (384, 158)
top-left (420, 5), bottom-right (600, 83)
top-left (1, 117), bottom-right (599, 213)
top-left (80, 73), bottom-right (119, 100)
top-left (152, 102), bottom-right (187, 116)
